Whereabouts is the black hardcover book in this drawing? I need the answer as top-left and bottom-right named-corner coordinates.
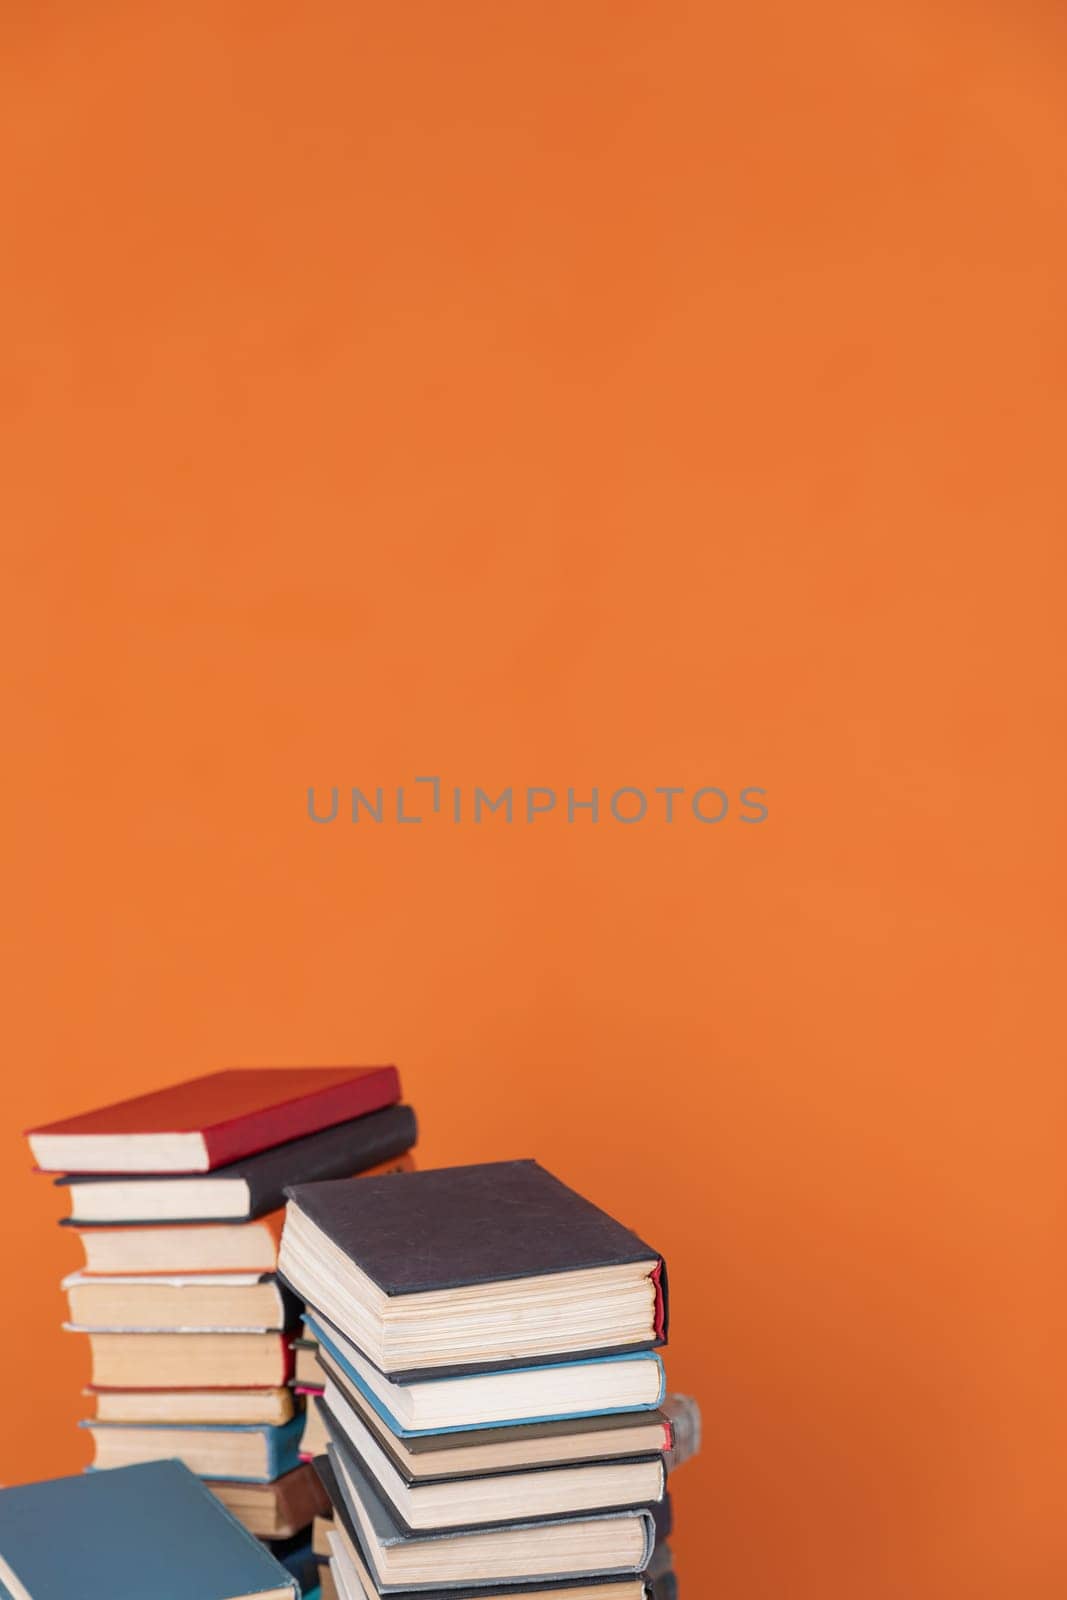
top-left (288, 1160), bottom-right (661, 1295)
top-left (280, 1161), bottom-right (667, 1377)
top-left (315, 1456), bottom-right (657, 1599)
top-left (58, 1104), bottom-right (417, 1225)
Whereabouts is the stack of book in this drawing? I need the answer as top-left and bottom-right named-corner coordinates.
top-left (26, 1066), bottom-right (418, 1576)
top-left (278, 1159), bottom-right (697, 1600)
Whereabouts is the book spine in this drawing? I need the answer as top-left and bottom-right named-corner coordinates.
top-left (266, 1416), bottom-right (305, 1479)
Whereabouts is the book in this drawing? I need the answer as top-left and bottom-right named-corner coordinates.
top-left (322, 1445), bottom-right (655, 1591)
top-left (27, 1065), bottom-right (400, 1174)
top-left (75, 1211), bottom-right (285, 1275)
top-left (0, 1458), bottom-right (297, 1599)
top-left (83, 1414), bottom-right (304, 1482)
top-left (64, 1271), bottom-right (298, 1332)
top-left (325, 1523), bottom-right (649, 1600)
top-left (325, 1519), bottom-right (654, 1600)
top-left (293, 1336), bottom-right (325, 1390)
top-left (661, 1394), bottom-right (701, 1473)
top-left (59, 1109), bottom-right (417, 1223)
top-left (79, 1329), bottom-right (293, 1389)
top-left (280, 1161), bottom-right (667, 1375)
top-left (307, 1314), bottom-right (664, 1434)
top-left (318, 1395), bottom-right (665, 1532)
top-left (211, 1464), bottom-right (331, 1538)
top-left (317, 1354), bottom-right (672, 1477)
top-left (86, 1386), bottom-right (296, 1425)
top-left (301, 1398), bottom-right (331, 1460)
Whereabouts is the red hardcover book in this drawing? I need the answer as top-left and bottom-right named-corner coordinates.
top-left (27, 1066), bottom-right (400, 1174)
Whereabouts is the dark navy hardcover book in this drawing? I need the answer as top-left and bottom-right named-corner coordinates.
top-left (287, 1160), bottom-right (664, 1299)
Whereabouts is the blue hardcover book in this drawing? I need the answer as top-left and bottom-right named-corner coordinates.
top-left (0, 1458), bottom-right (297, 1598)
top-left (306, 1312), bottom-right (666, 1437)
top-left (81, 1413), bottom-right (305, 1482)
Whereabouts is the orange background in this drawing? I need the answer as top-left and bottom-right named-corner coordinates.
top-left (2, 4), bottom-right (1066, 1596)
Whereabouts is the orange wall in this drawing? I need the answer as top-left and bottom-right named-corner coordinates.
top-left (2, 4), bottom-right (1065, 1596)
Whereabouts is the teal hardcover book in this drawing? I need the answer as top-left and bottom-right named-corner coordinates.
top-left (0, 1459), bottom-right (297, 1598)
top-left (81, 1412), bottom-right (305, 1482)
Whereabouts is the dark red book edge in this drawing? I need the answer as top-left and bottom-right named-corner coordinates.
top-left (651, 1259), bottom-right (669, 1343)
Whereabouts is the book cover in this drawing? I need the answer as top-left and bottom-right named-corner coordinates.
top-left (0, 1458), bottom-right (297, 1598)
top-left (58, 1104), bottom-right (417, 1222)
top-left (283, 1161), bottom-right (667, 1378)
top-left (28, 1065), bottom-right (401, 1172)
top-left (286, 1160), bottom-right (665, 1311)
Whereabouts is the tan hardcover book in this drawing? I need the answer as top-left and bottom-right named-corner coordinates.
top-left (86, 1386), bottom-right (295, 1425)
top-left (65, 1271), bottom-right (291, 1332)
top-left (80, 1329), bottom-right (291, 1389)
top-left (75, 1211), bottom-right (285, 1275)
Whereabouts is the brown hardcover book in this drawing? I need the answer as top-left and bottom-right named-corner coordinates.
top-left (210, 1462), bottom-right (331, 1539)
